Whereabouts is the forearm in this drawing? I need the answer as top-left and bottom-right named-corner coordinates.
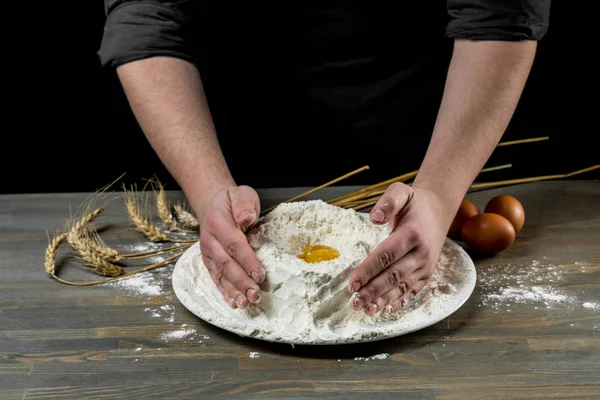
top-left (116, 56), bottom-right (235, 220)
top-left (412, 38), bottom-right (537, 221)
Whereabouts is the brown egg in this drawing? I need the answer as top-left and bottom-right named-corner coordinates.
top-left (484, 195), bottom-right (525, 232)
top-left (461, 213), bottom-right (516, 254)
top-left (448, 199), bottom-right (479, 238)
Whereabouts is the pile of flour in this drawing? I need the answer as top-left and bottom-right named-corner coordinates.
top-left (184, 200), bottom-right (469, 344)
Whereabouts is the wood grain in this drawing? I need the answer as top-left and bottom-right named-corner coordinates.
top-left (1, 181), bottom-right (599, 399)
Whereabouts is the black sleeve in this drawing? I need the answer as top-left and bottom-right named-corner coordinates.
top-left (446, 0), bottom-right (552, 41)
top-left (97, 0), bottom-right (200, 68)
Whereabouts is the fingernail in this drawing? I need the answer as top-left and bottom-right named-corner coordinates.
top-left (371, 209), bottom-right (385, 222)
top-left (238, 210), bottom-right (255, 224)
top-left (351, 293), bottom-right (364, 310)
top-left (349, 281), bottom-right (361, 293)
top-left (228, 298), bottom-right (237, 309)
top-left (247, 288), bottom-right (261, 303)
top-left (235, 294), bottom-right (246, 308)
top-left (368, 303), bottom-right (378, 315)
top-left (251, 271), bottom-right (260, 283)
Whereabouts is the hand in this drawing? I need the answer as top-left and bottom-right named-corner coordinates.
top-left (347, 183), bottom-right (452, 316)
top-left (198, 185), bottom-right (265, 309)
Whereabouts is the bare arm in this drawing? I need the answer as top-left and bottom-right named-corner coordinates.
top-left (349, 38), bottom-right (538, 314)
top-left (412, 38), bottom-right (537, 221)
top-left (116, 56), bottom-right (236, 221)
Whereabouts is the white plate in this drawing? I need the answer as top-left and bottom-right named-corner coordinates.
top-left (172, 222), bottom-right (476, 345)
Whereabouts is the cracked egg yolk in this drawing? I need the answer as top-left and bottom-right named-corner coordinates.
top-left (297, 244), bottom-right (340, 263)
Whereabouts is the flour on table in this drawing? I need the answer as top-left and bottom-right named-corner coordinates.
top-left (159, 328), bottom-right (196, 341)
top-left (107, 272), bottom-right (165, 296)
top-left (477, 260), bottom-right (597, 313)
top-left (354, 353), bottom-right (390, 361)
top-left (249, 352), bottom-right (260, 359)
top-left (180, 199), bottom-right (470, 344)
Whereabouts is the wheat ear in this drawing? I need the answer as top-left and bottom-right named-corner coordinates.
top-left (174, 203), bottom-right (200, 230)
top-left (123, 185), bottom-right (196, 243)
top-left (44, 232), bottom-right (68, 275)
top-left (66, 208), bottom-right (124, 276)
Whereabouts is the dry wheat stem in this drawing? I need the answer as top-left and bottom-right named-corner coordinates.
top-left (119, 243), bottom-right (193, 259)
top-left (174, 203), bottom-right (200, 229)
top-left (325, 169), bottom-right (419, 206)
top-left (329, 163), bottom-right (514, 207)
top-left (496, 136), bottom-right (549, 147)
top-left (123, 185), bottom-right (196, 243)
top-left (469, 164), bottom-right (599, 190)
top-left (261, 165), bottom-right (370, 215)
top-left (341, 164), bottom-right (599, 209)
top-left (48, 252), bottom-right (183, 287)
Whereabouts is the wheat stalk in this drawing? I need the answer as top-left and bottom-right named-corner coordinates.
top-left (174, 203), bottom-right (200, 229)
top-left (123, 185), bottom-right (196, 243)
top-left (47, 252), bottom-right (183, 287)
top-left (66, 206), bottom-right (120, 261)
top-left (44, 232), bottom-right (68, 275)
top-left (151, 179), bottom-right (176, 229)
top-left (65, 208), bottom-right (125, 276)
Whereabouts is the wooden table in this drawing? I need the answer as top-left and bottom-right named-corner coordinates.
top-left (1, 181), bottom-right (599, 399)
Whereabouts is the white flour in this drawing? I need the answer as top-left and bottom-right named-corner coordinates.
top-left (177, 200), bottom-right (472, 344)
top-left (354, 353), bottom-right (390, 361)
top-left (159, 328), bottom-right (196, 341)
top-left (108, 272), bottom-right (165, 296)
top-left (477, 260), bottom-right (597, 313)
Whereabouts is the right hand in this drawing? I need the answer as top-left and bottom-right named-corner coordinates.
top-left (198, 185), bottom-right (265, 309)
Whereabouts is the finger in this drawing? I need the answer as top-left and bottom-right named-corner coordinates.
top-left (364, 269), bottom-right (424, 316)
top-left (388, 278), bottom-right (429, 312)
top-left (369, 182), bottom-right (413, 225)
top-left (348, 227), bottom-right (419, 294)
top-left (350, 253), bottom-right (419, 312)
top-left (229, 185), bottom-right (261, 229)
top-left (209, 213), bottom-right (266, 284)
top-left (201, 254), bottom-right (245, 309)
top-left (203, 233), bottom-right (262, 303)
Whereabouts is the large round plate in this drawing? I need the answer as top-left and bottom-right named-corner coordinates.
top-left (172, 221), bottom-right (476, 345)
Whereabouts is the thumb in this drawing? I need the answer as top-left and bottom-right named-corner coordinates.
top-left (229, 185), bottom-right (261, 229)
top-left (369, 182), bottom-right (413, 225)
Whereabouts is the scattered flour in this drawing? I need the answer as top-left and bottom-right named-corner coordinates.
top-left (178, 200), bottom-right (470, 344)
top-left (121, 243), bottom-right (163, 252)
top-left (477, 260), bottom-right (597, 313)
top-left (583, 302), bottom-right (599, 312)
top-left (108, 273), bottom-right (164, 296)
top-left (354, 353), bottom-right (390, 361)
top-left (249, 352), bottom-right (260, 359)
top-left (159, 328), bottom-right (196, 341)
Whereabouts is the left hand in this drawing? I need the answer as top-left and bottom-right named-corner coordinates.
top-left (347, 182), bottom-right (453, 316)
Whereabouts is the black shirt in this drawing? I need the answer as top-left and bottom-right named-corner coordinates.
top-left (97, 2), bottom-right (551, 187)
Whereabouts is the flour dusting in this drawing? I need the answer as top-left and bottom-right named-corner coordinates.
top-left (249, 352), bottom-right (260, 359)
top-left (354, 353), bottom-right (390, 361)
top-left (178, 200), bottom-right (472, 344)
top-left (477, 260), bottom-right (597, 313)
top-left (583, 302), bottom-right (599, 312)
top-left (108, 273), bottom-right (164, 296)
top-left (159, 328), bottom-right (196, 341)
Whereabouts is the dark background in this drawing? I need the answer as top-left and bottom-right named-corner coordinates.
top-left (5, 1), bottom-right (597, 195)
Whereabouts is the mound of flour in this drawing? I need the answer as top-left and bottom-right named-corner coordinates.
top-left (184, 200), bottom-right (469, 344)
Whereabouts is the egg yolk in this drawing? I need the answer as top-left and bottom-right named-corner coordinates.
top-left (297, 244), bottom-right (340, 263)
